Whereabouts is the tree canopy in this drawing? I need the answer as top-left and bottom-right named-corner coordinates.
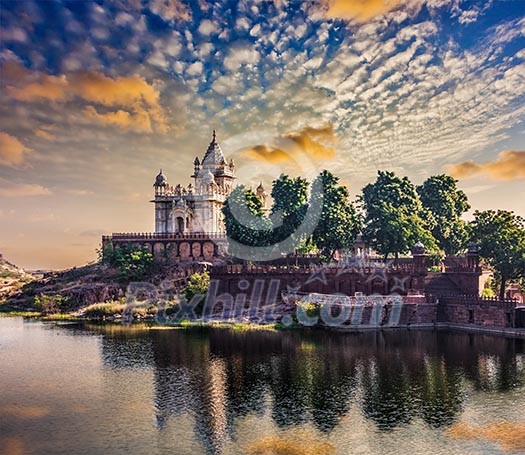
top-left (417, 174), bottom-right (470, 255)
top-left (361, 171), bottom-right (437, 260)
top-left (222, 171), bottom-right (360, 261)
top-left (222, 185), bottom-right (272, 248)
top-left (311, 170), bottom-right (361, 259)
top-left (469, 210), bottom-right (525, 299)
top-left (270, 174), bottom-right (309, 248)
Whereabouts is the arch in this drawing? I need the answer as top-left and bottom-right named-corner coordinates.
top-left (179, 242), bottom-right (190, 259)
top-left (176, 216), bottom-right (184, 233)
top-left (192, 242), bottom-right (202, 258)
top-left (153, 242), bottom-right (165, 259)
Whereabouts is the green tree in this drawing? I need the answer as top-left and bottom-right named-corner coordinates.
top-left (469, 210), bottom-right (525, 300)
top-left (361, 171), bottom-right (437, 261)
top-left (417, 174), bottom-right (470, 254)
top-left (222, 185), bottom-right (272, 247)
top-left (182, 271), bottom-right (210, 317)
top-left (270, 174), bottom-right (309, 249)
top-left (311, 170), bottom-right (361, 260)
top-left (101, 244), bottom-right (154, 280)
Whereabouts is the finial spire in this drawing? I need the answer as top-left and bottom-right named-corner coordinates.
top-left (212, 129), bottom-right (216, 142)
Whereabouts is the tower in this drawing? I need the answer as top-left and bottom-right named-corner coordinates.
top-left (151, 131), bottom-right (235, 235)
top-left (192, 130), bottom-right (235, 233)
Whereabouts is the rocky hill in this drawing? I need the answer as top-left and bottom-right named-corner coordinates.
top-left (0, 253), bottom-right (34, 301)
top-left (2, 259), bottom-right (201, 314)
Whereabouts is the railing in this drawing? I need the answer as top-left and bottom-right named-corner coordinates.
top-left (212, 263), bottom-right (418, 275)
top-left (437, 294), bottom-right (520, 309)
top-left (103, 232), bottom-right (227, 241)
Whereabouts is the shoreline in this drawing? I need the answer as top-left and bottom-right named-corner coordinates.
top-left (2, 309), bottom-right (524, 338)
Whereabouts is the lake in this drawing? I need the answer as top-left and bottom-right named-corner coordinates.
top-left (1, 317), bottom-right (524, 455)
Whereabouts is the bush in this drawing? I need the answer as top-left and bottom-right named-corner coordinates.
top-left (83, 300), bottom-right (161, 319)
top-left (182, 272), bottom-right (210, 318)
top-left (83, 302), bottom-right (126, 318)
top-left (101, 244), bottom-right (155, 280)
top-left (297, 301), bottom-right (320, 318)
top-left (34, 294), bottom-right (69, 315)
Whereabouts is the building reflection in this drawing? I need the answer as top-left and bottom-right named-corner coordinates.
top-left (96, 326), bottom-right (525, 454)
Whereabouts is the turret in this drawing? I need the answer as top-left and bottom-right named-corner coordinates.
top-left (256, 182), bottom-right (269, 213)
top-left (193, 157), bottom-right (201, 177)
top-left (154, 169), bottom-right (168, 195)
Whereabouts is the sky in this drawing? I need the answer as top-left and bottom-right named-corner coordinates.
top-left (0, 0), bottom-right (524, 270)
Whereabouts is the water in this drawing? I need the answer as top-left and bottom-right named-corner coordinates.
top-left (1, 317), bottom-right (524, 455)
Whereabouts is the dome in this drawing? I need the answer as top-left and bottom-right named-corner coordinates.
top-left (412, 241), bottom-right (425, 255)
top-left (256, 182), bottom-right (265, 194)
top-left (467, 241), bottom-right (478, 254)
top-left (201, 169), bottom-right (215, 184)
top-left (154, 169), bottom-right (167, 187)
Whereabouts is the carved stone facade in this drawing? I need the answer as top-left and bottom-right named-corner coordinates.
top-left (152, 130), bottom-right (235, 234)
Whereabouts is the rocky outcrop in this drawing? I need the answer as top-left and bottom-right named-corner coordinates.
top-left (0, 253), bottom-right (34, 301)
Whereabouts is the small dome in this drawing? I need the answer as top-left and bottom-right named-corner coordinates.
top-left (467, 241), bottom-right (478, 254)
top-left (412, 241), bottom-right (425, 255)
top-left (201, 169), bottom-right (215, 184)
top-left (154, 169), bottom-right (167, 187)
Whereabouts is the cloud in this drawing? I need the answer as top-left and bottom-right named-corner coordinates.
top-left (0, 183), bottom-right (51, 197)
top-left (198, 19), bottom-right (217, 36)
top-left (84, 106), bottom-right (154, 133)
top-left (66, 189), bottom-right (94, 196)
top-left (0, 132), bottom-right (30, 167)
top-left (33, 129), bottom-right (56, 141)
top-left (148, 0), bottom-right (191, 22)
top-left (4, 63), bottom-right (169, 133)
top-left (447, 151), bottom-right (525, 180)
top-left (223, 42), bottom-right (260, 71)
top-left (243, 124), bottom-right (337, 163)
top-left (322, 0), bottom-right (405, 23)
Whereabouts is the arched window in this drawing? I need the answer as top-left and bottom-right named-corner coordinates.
top-left (176, 216), bottom-right (184, 233)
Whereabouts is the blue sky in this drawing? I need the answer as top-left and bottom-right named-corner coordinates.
top-left (0, 0), bottom-right (524, 268)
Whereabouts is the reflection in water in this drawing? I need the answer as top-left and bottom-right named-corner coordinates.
top-left (1, 317), bottom-right (525, 455)
top-left (97, 328), bottom-right (525, 454)
top-left (449, 422), bottom-right (525, 453)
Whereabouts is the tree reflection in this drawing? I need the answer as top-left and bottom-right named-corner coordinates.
top-left (93, 326), bottom-right (525, 454)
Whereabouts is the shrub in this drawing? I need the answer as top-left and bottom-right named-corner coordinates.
top-left (34, 294), bottom-right (69, 315)
top-left (182, 272), bottom-right (210, 317)
top-left (101, 244), bottom-right (155, 280)
top-left (297, 301), bottom-right (320, 318)
top-left (83, 302), bottom-right (126, 318)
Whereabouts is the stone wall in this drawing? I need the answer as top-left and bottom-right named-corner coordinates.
top-left (211, 263), bottom-right (428, 298)
top-left (438, 295), bottom-right (518, 328)
top-left (102, 233), bottom-right (227, 262)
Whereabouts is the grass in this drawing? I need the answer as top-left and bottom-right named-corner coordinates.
top-left (82, 302), bottom-right (127, 318)
top-left (41, 313), bottom-right (81, 321)
top-left (0, 310), bottom-right (41, 318)
top-left (1, 300), bottom-right (303, 332)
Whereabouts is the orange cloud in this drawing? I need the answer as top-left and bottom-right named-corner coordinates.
top-left (322, 0), bottom-right (403, 22)
top-left (84, 106), bottom-right (154, 133)
top-left (449, 422), bottom-right (525, 453)
top-left (0, 183), bottom-right (51, 197)
top-left (447, 151), bottom-right (525, 180)
top-left (4, 63), bottom-right (169, 133)
top-left (244, 124), bottom-right (337, 163)
top-left (34, 129), bottom-right (56, 141)
top-left (0, 132), bottom-right (30, 167)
